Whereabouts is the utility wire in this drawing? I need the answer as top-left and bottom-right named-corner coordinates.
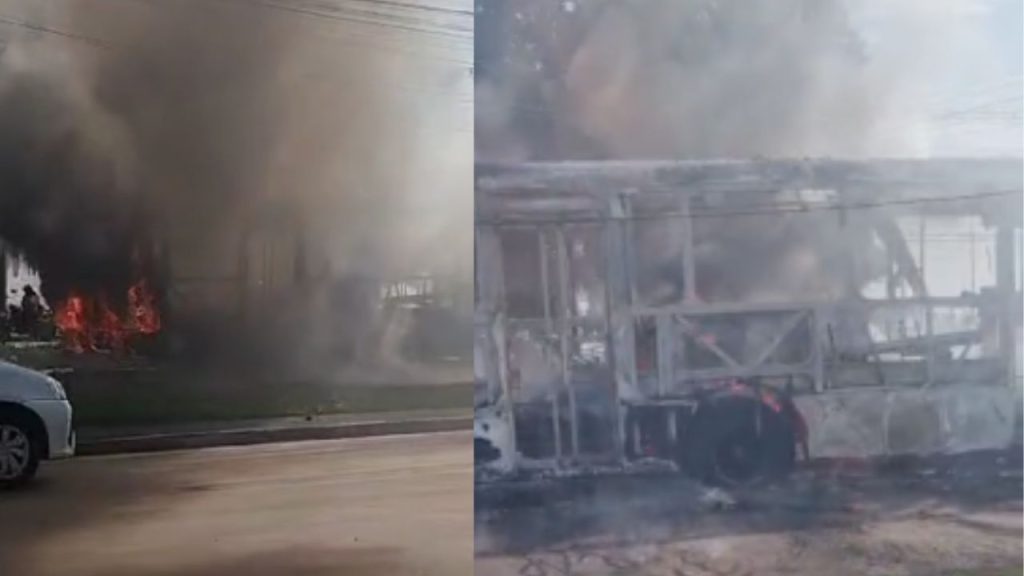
top-left (108, 0), bottom-right (473, 60)
top-left (217, 0), bottom-right (472, 41)
top-left (0, 15), bottom-right (471, 139)
top-left (120, 0), bottom-right (473, 39)
top-left (332, 0), bottom-right (474, 17)
top-left (477, 190), bottom-right (1019, 225)
top-left (117, 0), bottom-right (473, 17)
top-left (0, 14), bottom-right (473, 137)
top-left (0, 15), bottom-right (115, 50)
top-left (0, 13), bottom-right (471, 99)
top-left (480, 90), bottom-right (1023, 125)
top-left (0, 10), bottom-right (472, 67)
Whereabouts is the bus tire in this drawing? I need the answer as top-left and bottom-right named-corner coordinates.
top-left (681, 395), bottom-right (796, 487)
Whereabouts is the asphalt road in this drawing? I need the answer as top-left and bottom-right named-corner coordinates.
top-left (0, 432), bottom-right (472, 576)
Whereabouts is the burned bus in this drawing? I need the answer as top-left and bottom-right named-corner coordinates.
top-left (474, 159), bottom-right (1023, 486)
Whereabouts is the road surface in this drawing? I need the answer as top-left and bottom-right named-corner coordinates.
top-left (476, 451), bottom-right (1023, 575)
top-left (0, 432), bottom-right (472, 576)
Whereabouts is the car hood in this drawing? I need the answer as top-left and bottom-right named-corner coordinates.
top-left (0, 361), bottom-right (60, 402)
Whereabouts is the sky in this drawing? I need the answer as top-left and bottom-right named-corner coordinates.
top-left (851, 0), bottom-right (1022, 157)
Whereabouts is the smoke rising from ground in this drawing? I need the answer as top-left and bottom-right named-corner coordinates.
top-left (0, 57), bottom-right (141, 303)
top-left (0, 1), bottom-right (297, 302)
top-left (0, 0), bottom-right (472, 368)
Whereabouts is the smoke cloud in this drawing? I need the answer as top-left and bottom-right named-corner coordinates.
top-left (474, 0), bottom-right (1018, 302)
top-left (0, 0), bottom-right (472, 365)
top-left (0, 66), bottom-right (141, 303)
top-left (475, 0), bottom-right (1020, 161)
top-left (0, 1), bottom-right (297, 303)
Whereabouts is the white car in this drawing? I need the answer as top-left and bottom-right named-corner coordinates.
top-left (0, 361), bottom-right (75, 488)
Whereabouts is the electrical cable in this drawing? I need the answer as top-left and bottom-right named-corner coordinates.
top-left (476, 189), bottom-right (1019, 225)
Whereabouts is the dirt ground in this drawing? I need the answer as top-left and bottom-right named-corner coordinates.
top-left (475, 451), bottom-right (1023, 576)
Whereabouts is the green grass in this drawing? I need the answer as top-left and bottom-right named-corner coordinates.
top-left (2, 342), bottom-right (472, 427)
top-left (58, 368), bottom-right (471, 427)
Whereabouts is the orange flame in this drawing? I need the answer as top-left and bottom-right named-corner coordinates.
top-left (54, 294), bottom-right (88, 353)
top-left (128, 279), bottom-right (161, 334)
top-left (53, 280), bottom-right (162, 353)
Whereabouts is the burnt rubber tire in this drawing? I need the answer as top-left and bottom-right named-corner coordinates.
top-left (0, 413), bottom-right (41, 490)
top-left (681, 396), bottom-right (796, 487)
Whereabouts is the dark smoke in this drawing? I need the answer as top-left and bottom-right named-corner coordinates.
top-left (475, 0), bottom-right (898, 302)
top-left (0, 71), bottom-right (143, 305)
top-left (475, 0), bottom-right (876, 160)
top-left (80, 1), bottom-right (294, 233)
top-left (1, 0), bottom-right (472, 376)
top-left (0, 1), bottom-right (293, 308)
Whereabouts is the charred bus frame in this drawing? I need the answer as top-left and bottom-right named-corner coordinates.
top-left (474, 158), bottom-right (1023, 483)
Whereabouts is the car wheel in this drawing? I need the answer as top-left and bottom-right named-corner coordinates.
top-left (681, 396), bottom-right (796, 488)
top-left (0, 417), bottom-right (41, 489)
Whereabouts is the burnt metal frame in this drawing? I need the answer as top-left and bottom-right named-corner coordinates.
top-left (476, 159), bottom-right (1023, 473)
top-left (485, 223), bottom-right (609, 469)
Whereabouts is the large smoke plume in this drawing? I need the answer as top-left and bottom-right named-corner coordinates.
top-left (0, 70), bottom-right (141, 303)
top-left (476, 0), bottom-right (1017, 161)
top-left (0, 0), bottom-right (472, 367)
top-left (474, 0), bottom-right (1017, 302)
top-left (0, 1), bottom-right (297, 304)
top-left (476, 0), bottom-right (878, 161)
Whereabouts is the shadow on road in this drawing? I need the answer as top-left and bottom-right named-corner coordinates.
top-left (0, 453), bottom-right (196, 574)
top-left (1, 434), bottom-right (472, 576)
top-left (93, 546), bottom-right (409, 576)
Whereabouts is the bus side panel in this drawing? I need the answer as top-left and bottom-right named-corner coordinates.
top-left (795, 384), bottom-right (1017, 459)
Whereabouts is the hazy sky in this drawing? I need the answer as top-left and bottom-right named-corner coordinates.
top-left (852, 0), bottom-right (1022, 157)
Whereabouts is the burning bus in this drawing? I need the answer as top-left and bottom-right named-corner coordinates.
top-left (474, 158), bottom-right (1023, 486)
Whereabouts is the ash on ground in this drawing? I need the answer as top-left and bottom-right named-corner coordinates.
top-left (476, 450), bottom-right (1023, 576)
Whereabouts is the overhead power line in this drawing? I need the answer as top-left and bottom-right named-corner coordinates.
top-left (217, 0), bottom-right (472, 42)
top-left (0, 15), bottom-right (115, 50)
top-left (121, 0), bottom-right (474, 58)
top-left (0, 12), bottom-right (471, 132)
top-left (336, 0), bottom-right (474, 17)
top-left (477, 190), bottom-right (1019, 226)
top-left (0, 11), bottom-right (470, 72)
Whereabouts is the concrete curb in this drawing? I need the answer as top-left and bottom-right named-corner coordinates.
top-left (77, 416), bottom-right (472, 456)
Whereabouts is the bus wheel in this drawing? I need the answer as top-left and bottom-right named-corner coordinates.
top-left (681, 396), bottom-right (796, 488)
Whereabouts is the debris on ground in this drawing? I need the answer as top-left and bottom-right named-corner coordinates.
top-left (699, 487), bottom-right (738, 511)
top-left (476, 450), bottom-right (1023, 575)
